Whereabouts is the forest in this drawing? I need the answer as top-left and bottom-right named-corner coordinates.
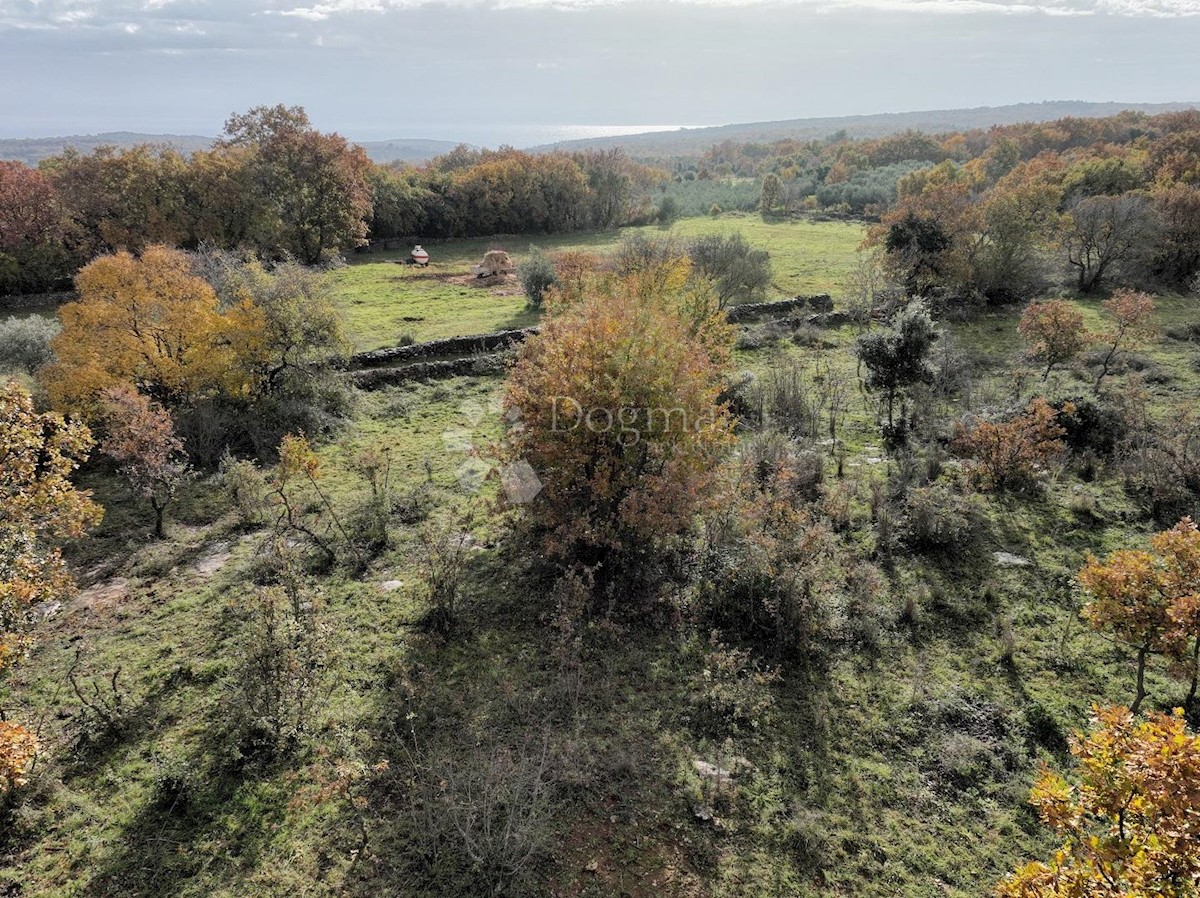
top-left (1, 103), bottom-right (1199, 897)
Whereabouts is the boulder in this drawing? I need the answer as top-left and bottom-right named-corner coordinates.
top-left (808, 293), bottom-right (834, 312)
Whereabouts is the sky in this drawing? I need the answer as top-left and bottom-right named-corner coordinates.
top-left (1, 0), bottom-right (1198, 145)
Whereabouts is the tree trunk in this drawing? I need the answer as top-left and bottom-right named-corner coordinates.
top-left (1131, 645), bottom-right (1149, 714)
top-left (152, 499), bottom-right (166, 540)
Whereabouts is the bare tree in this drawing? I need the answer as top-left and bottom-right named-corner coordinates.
top-left (1061, 193), bottom-right (1156, 293)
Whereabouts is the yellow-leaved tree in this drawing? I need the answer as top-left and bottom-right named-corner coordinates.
top-left (503, 271), bottom-right (735, 574)
top-left (42, 245), bottom-right (258, 417)
top-left (997, 705), bottom-right (1200, 898)
top-left (0, 383), bottom-right (102, 792)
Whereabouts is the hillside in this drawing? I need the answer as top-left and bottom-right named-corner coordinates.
top-left (531, 100), bottom-right (1200, 157)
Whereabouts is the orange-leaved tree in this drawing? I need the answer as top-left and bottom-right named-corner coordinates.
top-left (996, 705), bottom-right (1200, 898)
top-left (98, 385), bottom-right (192, 539)
top-left (0, 383), bottom-right (102, 792)
top-left (503, 283), bottom-right (735, 571)
top-left (954, 397), bottom-right (1067, 492)
top-left (1018, 299), bottom-right (1090, 380)
top-left (42, 245), bottom-right (257, 417)
top-left (1094, 289), bottom-right (1157, 392)
top-left (1080, 518), bottom-right (1200, 714)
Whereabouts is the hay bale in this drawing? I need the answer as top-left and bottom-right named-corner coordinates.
top-left (473, 249), bottom-right (514, 278)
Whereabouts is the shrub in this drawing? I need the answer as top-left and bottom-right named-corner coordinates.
top-left (503, 285), bottom-right (734, 569)
top-left (1018, 299), bottom-right (1090, 379)
top-left (517, 247), bottom-right (558, 308)
top-left (689, 632), bottom-right (779, 739)
top-left (221, 578), bottom-right (329, 764)
top-left (953, 397), bottom-right (1067, 491)
top-left (899, 481), bottom-right (984, 554)
top-left (855, 301), bottom-right (939, 441)
top-left (0, 315), bottom-right (58, 375)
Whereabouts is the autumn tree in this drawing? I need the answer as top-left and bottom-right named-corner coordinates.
top-left (98, 385), bottom-right (191, 539)
top-left (1093, 290), bottom-right (1157, 391)
top-left (997, 705), bottom-right (1200, 898)
top-left (0, 161), bottom-right (72, 294)
top-left (0, 384), bottom-right (102, 792)
top-left (954, 397), bottom-right (1067, 492)
top-left (1080, 519), bottom-right (1200, 714)
top-left (219, 104), bottom-right (372, 264)
top-left (854, 301), bottom-right (938, 440)
top-left (41, 145), bottom-right (190, 261)
top-left (42, 245), bottom-right (250, 416)
top-left (503, 286), bottom-right (735, 572)
top-left (1018, 299), bottom-right (1090, 379)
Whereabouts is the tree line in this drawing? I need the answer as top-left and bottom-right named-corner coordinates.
top-left (0, 104), bottom-right (664, 296)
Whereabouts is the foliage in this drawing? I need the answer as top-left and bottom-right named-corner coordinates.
top-left (687, 231), bottom-right (772, 309)
top-left (759, 173), bottom-right (783, 213)
top-left (219, 104), bottom-right (372, 264)
top-left (517, 247), bottom-right (558, 308)
top-left (0, 383), bottom-right (101, 794)
top-left (43, 245), bottom-right (251, 416)
top-left (855, 301), bottom-right (939, 438)
top-left (954, 397), bottom-right (1067, 492)
top-left (503, 282), bottom-right (734, 568)
top-left (997, 705), bottom-right (1200, 898)
top-left (98, 385), bottom-right (192, 539)
top-left (1079, 518), bottom-right (1200, 713)
top-left (1093, 290), bottom-right (1157, 391)
top-left (1018, 300), bottom-right (1090, 379)
top-left (0, 315), bottom-right (59, 375)
top-left (689, 632), bottom-right (779, 739)
top-left (883, 212), bottom-right (955, 296)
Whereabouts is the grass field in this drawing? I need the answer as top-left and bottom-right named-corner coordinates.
top-left (5, 215), bottom-right (1200, 898)
top-left (330, 215), bottom-right (867, 351)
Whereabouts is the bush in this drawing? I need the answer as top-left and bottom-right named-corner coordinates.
top-left (689, 632), bottom-right (779, 739)
top-left (0, 315), bottom-right (59, 375)
top-left (517, 248), bottom-right (558, 308)
top-left (221, 579), bottom-right (329, 765)
top-left (953, 397), bottom-right (1067, 492)
top-left (503, 285), bottom-right (734, 570)
top-left (899, 481), bottom-right (984, 554)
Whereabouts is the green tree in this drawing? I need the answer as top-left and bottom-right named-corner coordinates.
top-left (855, 301), bottom-right (938, 439)
top-left (759, 173), bottom-right (782, 213)
top-left (687, 232), bottom-right (772, 309)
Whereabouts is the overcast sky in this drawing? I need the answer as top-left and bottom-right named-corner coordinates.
top-left (1, 0), bottom-right (1198, 144)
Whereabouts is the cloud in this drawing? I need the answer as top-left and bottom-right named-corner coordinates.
top-left (1, 0), bottom-right (1198, 28)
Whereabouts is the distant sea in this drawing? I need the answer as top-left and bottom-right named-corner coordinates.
top-left (361, 123), bottom-right (702, 149)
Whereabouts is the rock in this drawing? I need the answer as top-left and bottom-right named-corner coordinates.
top-left (380, 580), bottom-right (404, 592)
top-left (993, 551), bottom-right (1032, 567)
top-left (808, 293), bottom-right (834, 312)
top-left (32, 601), bottom-right (62, 620)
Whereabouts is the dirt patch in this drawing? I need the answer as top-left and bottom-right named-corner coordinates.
top-left (74, 577), bottom-right (130, 613)
top-left (193, 542), bottom-right (233, 577)
top-left (447, 272), bottom-right (518, 289)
